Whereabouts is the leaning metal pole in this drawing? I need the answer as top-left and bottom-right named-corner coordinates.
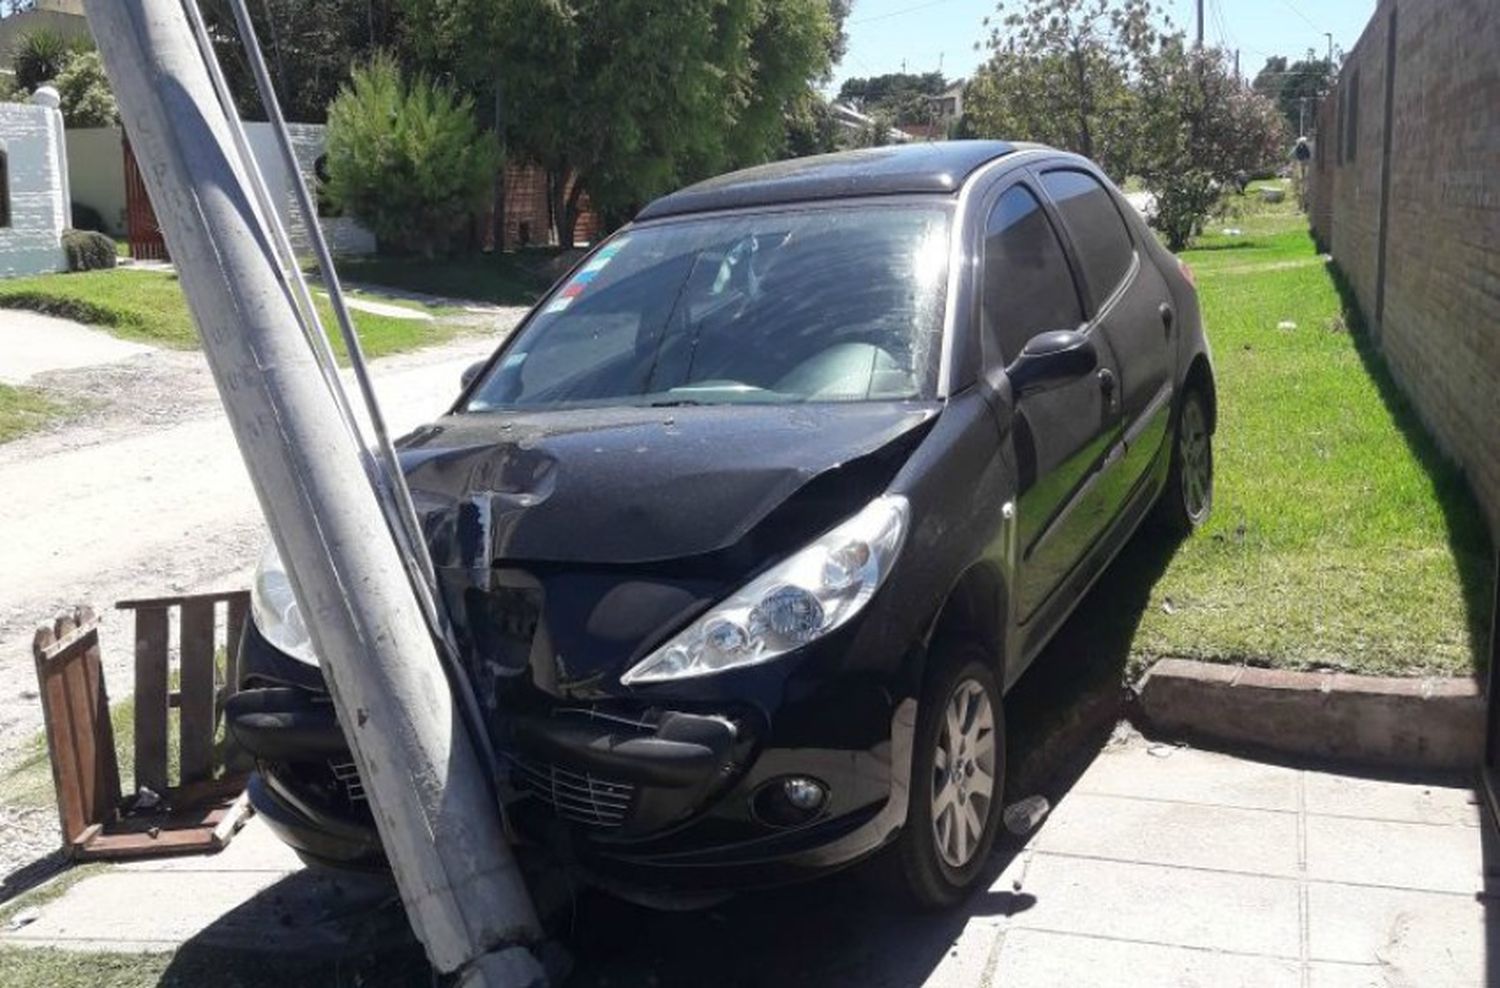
top-left (83, 2), bottom-right (544, 983)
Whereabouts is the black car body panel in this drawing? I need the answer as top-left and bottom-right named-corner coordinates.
top-left (230, 142), bottom-right (1214, 896)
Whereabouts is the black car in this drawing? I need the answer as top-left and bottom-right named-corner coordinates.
top-left (229, 141), bottom-right (1215, 908)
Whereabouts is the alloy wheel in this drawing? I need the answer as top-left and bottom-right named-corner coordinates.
top-left (1179, 397), bottom-right (1212, 521)
top-left (930, 678), bottom-right (997, 869)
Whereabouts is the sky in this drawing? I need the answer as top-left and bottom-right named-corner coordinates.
top-left (828, 0), bottom-right (1378, 96)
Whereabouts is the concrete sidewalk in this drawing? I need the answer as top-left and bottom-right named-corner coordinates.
top-left (3, 734), bottom-right (1494, 986)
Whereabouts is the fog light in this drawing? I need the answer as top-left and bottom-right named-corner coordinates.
top-left (752, 775), bottom-right (831, 827)
top-left (782, 776), bottom-right (827, 811)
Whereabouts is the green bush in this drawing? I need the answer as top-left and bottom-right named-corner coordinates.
top-left (54, 50), bottom-right (116, 127)
top-left (61, 230), bottom-right (118, 272)
top-left (324, 53), bottom-right (501, 258)
top-left (11, 28), bottom-right (89, 92)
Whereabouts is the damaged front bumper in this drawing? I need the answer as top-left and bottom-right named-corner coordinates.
top-left (228, 621), bottom-right (914, 892)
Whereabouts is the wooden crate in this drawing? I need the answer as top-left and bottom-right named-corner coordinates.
top-left (32, 592), bottom-right (252, 860)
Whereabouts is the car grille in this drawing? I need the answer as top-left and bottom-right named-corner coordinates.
top-left (508, 755), bottom-right (635, 828)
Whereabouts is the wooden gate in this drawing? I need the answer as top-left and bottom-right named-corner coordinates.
top-left (123, 138), bottom-right (169, 262)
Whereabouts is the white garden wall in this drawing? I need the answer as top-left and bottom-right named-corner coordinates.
top-left (66, 122), bottom-right (375, 254)
top-left (0, 95), bottom-right (69, 278)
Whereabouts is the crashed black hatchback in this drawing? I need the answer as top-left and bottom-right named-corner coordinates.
top-left (230, 141), bottom-right (1216, 908)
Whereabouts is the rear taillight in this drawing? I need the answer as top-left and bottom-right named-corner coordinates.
top-left (1177, 257), bottom-right (1196, 288)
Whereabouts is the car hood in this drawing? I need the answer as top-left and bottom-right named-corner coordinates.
top-left (400, 401), bottom-right (940, 568)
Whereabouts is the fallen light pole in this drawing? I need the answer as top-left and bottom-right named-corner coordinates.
top-left (83, 2), bottom-right (544, 983)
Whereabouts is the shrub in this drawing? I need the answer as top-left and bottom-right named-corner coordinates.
top-left (12, 28), bottom-right (88, 92)
top-left (54, 50), bottom-right (117, 127)
top-left (61, 230), bottom-right (118, 272)
top-left (324, 53), bottom-right (501, 258)
top-left (70, 202), bottom-right (106, 233)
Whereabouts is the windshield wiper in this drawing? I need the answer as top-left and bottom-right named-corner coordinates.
top-left (646, 399), bottom-right (704, 408)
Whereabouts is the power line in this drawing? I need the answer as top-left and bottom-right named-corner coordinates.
top-left (851, 0), bottom-right (965, 26)
top-left (1277, 0), bottom-right (1324, 33)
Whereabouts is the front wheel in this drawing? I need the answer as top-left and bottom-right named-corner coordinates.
top-left (896, 641), bottom-right (1005, 909)
top-left (1156, 386), bottom-right (1214, 534)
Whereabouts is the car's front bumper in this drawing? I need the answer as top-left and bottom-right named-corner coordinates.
top-left (231, 622), bottom-right (915, 891)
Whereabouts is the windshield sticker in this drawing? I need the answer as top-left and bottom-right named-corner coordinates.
top-left (545, 238), bottom-right (631, 313)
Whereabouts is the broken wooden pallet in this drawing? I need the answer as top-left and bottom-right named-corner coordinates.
top-left (32, 594), bottom-right (253, 860)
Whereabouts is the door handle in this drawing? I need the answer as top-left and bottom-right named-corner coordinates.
top-left (1159, 302), bottom-right (1175, 336)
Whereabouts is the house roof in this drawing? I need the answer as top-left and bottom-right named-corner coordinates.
top-left (635, 140), bottom-right (1018, 221)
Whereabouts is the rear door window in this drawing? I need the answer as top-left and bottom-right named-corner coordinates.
top-left (1039, 169), bottom-right (1135, 307)
top-left (981, 184), bottom-right (1085, 365)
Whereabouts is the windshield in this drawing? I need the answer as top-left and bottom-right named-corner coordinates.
top-left (466, 203), bottom-right (952, 411)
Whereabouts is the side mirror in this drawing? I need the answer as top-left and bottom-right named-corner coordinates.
top-left (1006, 329), bottom-right (1097, 396)
top-left (460, 360), bottom-right (487, 390)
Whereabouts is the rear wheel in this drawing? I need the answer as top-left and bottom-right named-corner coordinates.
top-left (1156, 386), bottom-right (1214, 533)
top-left (896, 641), bottom-right (1005, 909)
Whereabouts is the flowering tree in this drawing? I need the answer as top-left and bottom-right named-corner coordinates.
top-left (1136, 42), bottom-right (1287, 249)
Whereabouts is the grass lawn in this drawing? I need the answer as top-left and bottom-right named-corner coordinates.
top-left (0, 269), bottom-right (459, 359)
top-left (0, 384), bottom-right (77, 443)
top-left (327, 250), bottom-right (561, 307)
top-left (1112, 186), bottom-right (1493, 677)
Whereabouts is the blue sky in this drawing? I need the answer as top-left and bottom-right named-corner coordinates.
top-left (828, 0), bottom-right (1377, 95)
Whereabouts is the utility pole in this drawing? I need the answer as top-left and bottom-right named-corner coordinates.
top-left (83, 3), bottom-right (544, 985)
top-left (1234, 48), bottom-right (1240, 82)
top-left (1196, 0), bottom-right (1204, 49)
top-left (1300, 96), bottom-right (1308, 138)
top-left (1325, 31), bottom-right (1334, 68)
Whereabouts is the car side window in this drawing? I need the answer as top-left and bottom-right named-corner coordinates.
top-left (981, 184), bottom-right (1085, 366)
top-left (1038, 169), bottom-right (1135, 306)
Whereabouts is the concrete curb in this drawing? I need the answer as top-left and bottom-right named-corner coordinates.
top-left (1134, 658), bottom-right (1484, 771)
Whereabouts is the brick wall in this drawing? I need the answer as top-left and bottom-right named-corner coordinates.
top-left (1306, 0), bottom-right (1500, 537)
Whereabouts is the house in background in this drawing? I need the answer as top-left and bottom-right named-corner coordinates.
top-left (0, 86), bottom-right (70, 277)
top-left (0, 0), bottom-right (90, 81)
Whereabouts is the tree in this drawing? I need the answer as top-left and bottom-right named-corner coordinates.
top-left (403, 0), bottom-right (835, 247)
top-left (11, 27), bottom-right (89, 91)
top-left (54, 50), bottom-right (117, 127)
top-left (836, 72), bottom-right (947, 126)
top-left (323, 54), bottom-right (501, 257)
top-left (965, 0), bottom-right (1163, 179)
top-left (1136, 43), bottom-right (1286, 249)
top-left (1252, 51), bottom-right (1334, 137)
top-left (198, 0), bottom-right (408, 123)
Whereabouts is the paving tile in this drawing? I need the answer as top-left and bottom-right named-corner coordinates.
top-left (1304, 815), bottom-right (1485, 893)
top-left (1033, 792), bottom-right (1300, 877)
top-left (1305, 962), bottom-right (1393, 988)
top-left (993, 928), bottom-right (1301, 988)
top-left (1306, 881), bottom-right (1496, 985)
top-left (1013, 854), bottom-right (1301, 958)
top-left (918, 851), bottom-right (1031, 987)
top-left (1302, 771), bottom-right (1481, 828)
top-left (1073, 744), bottom-right (1301, 812)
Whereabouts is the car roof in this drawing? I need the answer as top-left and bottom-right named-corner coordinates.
top-left (635, 140), bottom-right (1021, 222)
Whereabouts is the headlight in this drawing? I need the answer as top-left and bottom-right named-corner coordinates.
top-left (621, 495), bottom-right (910, 685)
top-left (250, 543), bottom-right (318, 666)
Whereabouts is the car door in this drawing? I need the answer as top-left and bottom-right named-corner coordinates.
top-left (978, 180), bottom-right (1123, 624)
top-left (1037, 168), bottom-right (1175, 505)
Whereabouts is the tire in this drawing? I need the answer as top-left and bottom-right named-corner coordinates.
top-left (896, 640), bottom-right (1006, 909)
top-left (1156, 386), bottom-right (1214, 534)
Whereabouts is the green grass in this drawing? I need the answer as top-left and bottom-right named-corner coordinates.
top-left (0, 269), bottom-right (458, 359)
top-left (1117, 195), bottom-right (1493, 677)
top-left (0, 384), bottom-right (76, 443)
top-left (328, 250), bottom-right (560, 307)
